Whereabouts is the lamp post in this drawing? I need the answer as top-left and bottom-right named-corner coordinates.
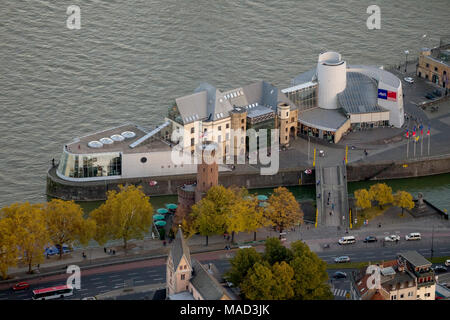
top-left (430, 225), bottom-right (434, 261)
top-left (404, 50), bottom-right (409, 73)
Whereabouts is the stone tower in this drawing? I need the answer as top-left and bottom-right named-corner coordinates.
top-left (195, 142), bottom-right (219, 203)
top-left (230, 107), bottom-right (247, 159)
top-left (277, 102), bottom-right (297, 147)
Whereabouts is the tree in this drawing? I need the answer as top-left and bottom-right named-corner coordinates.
top-left (263, 237), bottom-right (293, 265)
top-left (369, 183), bottom-right (394, 209)
top-left (0, 215), bottom-right (18, 279)
top-left (2, 203), bottom-right (49, 273)
top-left (354, 188), bottom-right (371, 212)
top-left (289, 240), bottom-right (333, 300)
top-left (90, 185), bottom-right (153, 249)
top-left (43, 199), bottom-right (96, 258)
top-left (240, 261), bottom-right (295, 300)
top-left (265, 187), bottom-right (303, 235)
top-left (394, 191), bottom-right (414, 216)
top-left (225, 247), bottom-right (262, 287)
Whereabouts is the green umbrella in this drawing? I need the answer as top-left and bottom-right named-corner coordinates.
top-left (153, 214), bottom-right (165, 220)
top-left (166, 203), bottom-right (177, 210)
top-left (156, 208), bottom-right (168, 214)
top-left (155, 220), bottom-right (166, 227)
top-left (257, 195), bottom-right (268, 201)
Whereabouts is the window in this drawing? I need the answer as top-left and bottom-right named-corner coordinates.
top-left (218, 135), bottom-right (222, 143)
top-left (241, 119), bottom-right (244, 124)
top-left (226, 133), bottom-right (230, 140)
top-left (391, 295), bottom-right (397, 300)
top-left (400, 294), bottom-right (404, 298)
top-left (218, 126), bottom-right (221, 131)
top-left (291, 117), bottom-right (295, 122)
top-left (191, 138), bottom-right (195, 146)
top-left (241, 126), bottom-right (244, 131)
top-left (181, 274), bottom-right (185, 280)
top-left (426, 63), bottom-right (429, 68)
top-left (434, 67), bottom-right (438, 72)
top-left (226, 123), bottom-right (230, 129)
top-left (191, 127), bottom-right (195, 134)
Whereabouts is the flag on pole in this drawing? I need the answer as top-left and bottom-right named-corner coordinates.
top-left (406, 130), bottom-right (409, 138)
top-left (420, 124), bottom-right (423, 136)
top-left (412, 126), bottom-right (416, 137)
top-left (427, 125), bottom-right (430, 136)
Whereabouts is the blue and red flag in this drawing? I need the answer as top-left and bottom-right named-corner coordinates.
top-left (412, 126), bottom-right (416, 137)
top-left (427, 125), bottom-right (430, 136)
top-left (420, 124), bottom-right (423, 135)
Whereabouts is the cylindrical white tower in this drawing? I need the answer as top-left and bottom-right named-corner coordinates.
top-left (317, 52), bottom-right (347, 110)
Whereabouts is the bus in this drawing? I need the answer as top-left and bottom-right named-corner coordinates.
top-left (32, 285), bottom-right (73, 300)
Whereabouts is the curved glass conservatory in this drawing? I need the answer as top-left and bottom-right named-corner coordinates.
top-left (57, 150), bottom-right (122, 180)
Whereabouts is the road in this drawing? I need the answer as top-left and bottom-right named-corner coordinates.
top-left (1, 237), bottom-right (449, 300)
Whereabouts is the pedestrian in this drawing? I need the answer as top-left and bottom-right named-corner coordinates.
top-left (329, 211), bottom-right (332, 216)
top-left (113, 250), bottom-right (115, 255)
top-left (104, 247), bottom-right (106, 253)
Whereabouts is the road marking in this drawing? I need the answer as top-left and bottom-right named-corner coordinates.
top-left (127, 272), bottom-right (139, 276)
top-left (152, 278), bottom-right (163, 281)
top-left (111, 278), bottom-right (123, 283)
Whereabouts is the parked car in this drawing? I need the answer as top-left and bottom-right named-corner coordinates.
top-left (425, 92), bottom-right (436, 100)
top-left (432, 265), bottom-right (447, 273)
top-left (55, 244), bottom-right (71, 254)
top-left (338, 236), bottom-right (356, 245)
top-left (332, 271), bottom-right (347, 279)
top-left (445, 259), bottom-right (450, 267)
top-left (12, 282), bottom-right (30, 291)
top-left (44, 247), bottom-right (58, 256)
top-left (404, 77), bottom-right (414, 84)
top-left (405, 233), bottom-right (421, 241)
top-left (334, 256), bottom-right (351, 263)
top-left (384, 235), bottom-right (400, 242)
top-left (363, 236), bottom-right (378, 243)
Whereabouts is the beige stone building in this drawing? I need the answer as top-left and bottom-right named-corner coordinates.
top-left (417, 45), bottom-right (450, 88)
top-left (166, 228), bottom-right (236, 300)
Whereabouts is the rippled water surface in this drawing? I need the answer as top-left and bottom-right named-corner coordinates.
top-left (1, 0), bottom-right (449, 208)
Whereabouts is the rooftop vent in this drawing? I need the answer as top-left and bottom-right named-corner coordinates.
top-left (88, 141), bottom-right (103, 148)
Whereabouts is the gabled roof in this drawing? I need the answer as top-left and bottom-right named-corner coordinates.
top-left (175, 83), bottom-right (234, 124)
top-left (190, 258), bottom-right (229, 300)
top-left (170, 228), bottom-right (191, 270)
top-left (239, 81), bottom-right (295, 111)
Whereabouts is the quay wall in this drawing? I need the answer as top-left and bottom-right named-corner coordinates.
top-left (46, 155), bottom-right (450, 201)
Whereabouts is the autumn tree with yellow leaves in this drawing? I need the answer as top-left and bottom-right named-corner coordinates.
top-left (43, 199), bottom-right (96, 258)
top-left (354, 188), bottom-right (372, 213)
top-left (369, 183), bottom-right (394, 209)
top-left (265, 187), bottom-right (303, 235)
top-left (394, 191), bottom-right (415, 216)
top-left (90, 185), bottom-right (153, 249)
top-left (1, 203), bottom-right (49, 274)
top-left (0, 214), bottom-right (18, 279)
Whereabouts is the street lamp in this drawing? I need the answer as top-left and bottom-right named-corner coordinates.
top-left (404, 50), bottom-right (409, 73)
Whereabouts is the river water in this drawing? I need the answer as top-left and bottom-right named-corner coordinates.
top-left (1, 0), bottom-right (449, 209)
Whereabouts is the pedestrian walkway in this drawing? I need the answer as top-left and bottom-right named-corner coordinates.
top-left (333, 288), bottom-right (348, 298)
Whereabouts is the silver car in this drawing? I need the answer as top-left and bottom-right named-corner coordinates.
top-left (334, 256), bottom-right (351, 263)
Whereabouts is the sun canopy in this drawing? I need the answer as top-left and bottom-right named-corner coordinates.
top-left (257, 195), bottom-right (268, 201)
top-left (155, 220), bottom-right (166, 227)
top-left (153, 214), bottom-right (165, 220)
top-left (156, 208), bottom-right (168, 214)
top-left (166, 203), bottom-right (177, 210)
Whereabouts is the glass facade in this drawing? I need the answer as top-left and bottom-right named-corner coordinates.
top-left (57, 151), bottom-right (122, 179)
top-left (285, 84), bottom-right (317, 111)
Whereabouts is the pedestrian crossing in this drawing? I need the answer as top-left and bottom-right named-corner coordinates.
top-left (333, 288), bottom-right (348, 297)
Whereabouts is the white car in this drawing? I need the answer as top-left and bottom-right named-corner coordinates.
top-left (334, 256), bottom-right (351, 263)
top-left (404, 77), bottom-right (414, 84)
top-left (445, 259), bottom-right (450, 267)
top-left (384, 235), bottom-right (400, 242)
top-left (405, 233), bottom-right (421, 241)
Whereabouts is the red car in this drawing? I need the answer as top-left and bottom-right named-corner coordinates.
top-left (12, 282), bottom-right (30, 291)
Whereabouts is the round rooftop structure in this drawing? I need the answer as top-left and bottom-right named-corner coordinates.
top-left (99, 137), bottom-right (114, 145)
top-left (110, 134), bottom-right (125, 142)
top-left (88, 141), bottom-right (103, 148)
top-left (121, 131), bottom-right (136, 139)
top-left (317, 51), bottom-right (347, 110)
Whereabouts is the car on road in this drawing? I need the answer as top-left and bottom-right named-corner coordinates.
top-left (384, 235), bottom-right (400, 242)
top-left (338, 236), bottom-right (356, 245)
top-left (12, 282), bottom-right (30, 291)
top-left (334, 256), bottom-right (351, 263)
top-left (445, 260), bottom-right (450, 267)
top-left (432, 265), bottom-right (447, 273)
top-left (405, 232), bottom-right (421, 241)
top-left (404, 77), bottom-right (414, 84)
top-left (332, 271), bottom-right (347, 279)
top-left (363, 236), bottom-right (378, 243)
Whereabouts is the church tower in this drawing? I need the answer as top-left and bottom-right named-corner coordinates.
top-left (195, 142), bottom-right (219, 203)
top-left (166, 228), bottom-right (192, 297)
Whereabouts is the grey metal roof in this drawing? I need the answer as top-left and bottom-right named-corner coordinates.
top-left (175, 83), bottom-right (234, 124)
top-left (398, 251), bottom-right (432, 268)
top-left (246, 105), bottom-right (274, 119)
top-left (298, 107), bottom-right (349, 132)
top-left (292, 68), bottom-right (317, 86)
top-left (239, 80), bottom-right (295, 111)
top-left (338, 72), bottom-right (384, 114)
top-left (170, 228), bottom-right (191, 270)
top-left (190, 258), bottom-right (227, 300)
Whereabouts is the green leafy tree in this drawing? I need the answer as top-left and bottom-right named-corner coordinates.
top-left (225, 247), bottom-right (262, 286)
top-left (369, 183), bottom-right (394, 209)
top-left (263, 237), bottom-right (293, 265)
top-left (289, 241), bottom-right (333, 300)
top-left (90, 185), bottom-right (153, 249)
top-left (394, 191), bottom-right (415, 216)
